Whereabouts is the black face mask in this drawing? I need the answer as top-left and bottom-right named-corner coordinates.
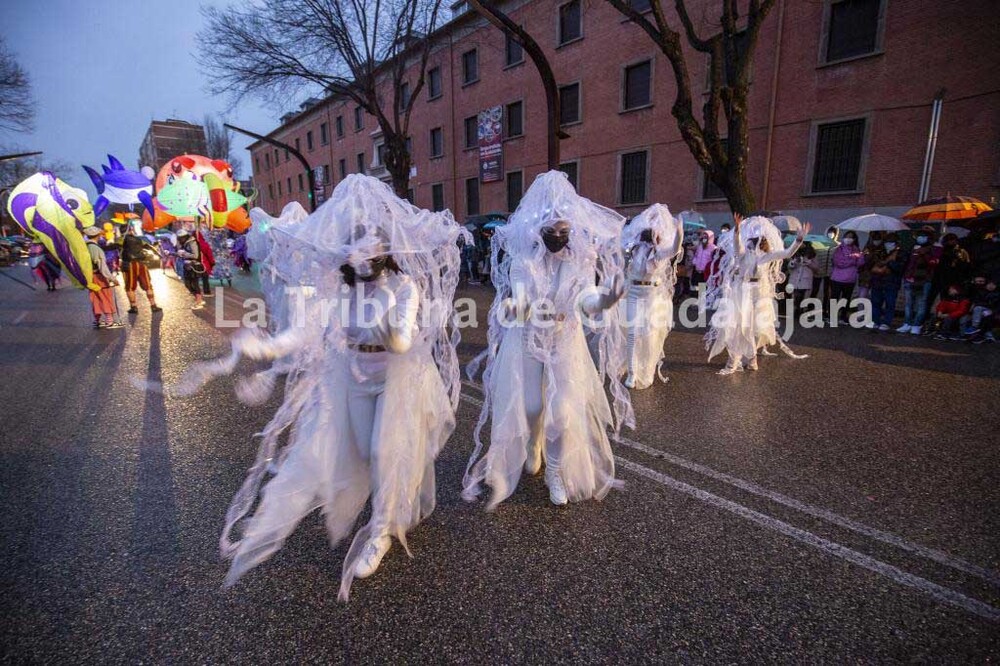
top-left (340, 255), bottom-right (390, 285)
top-left (640, 229), bottom-right (654, 244)
top-left (541, 227), bottom-right (570, 253)
top-left (358, 255), bottom-right (388, 282)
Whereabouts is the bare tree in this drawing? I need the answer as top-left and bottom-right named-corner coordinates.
top-left (199, 0), bottom-right (443, 197)
top-left (0, 37), bottom-right (34, 133)
top-left (465, 0), bottom-right (567, 170)
top-left (204, 115), bottom-right (243, 179)
top-left (606, 0), bottom-right (777, 215)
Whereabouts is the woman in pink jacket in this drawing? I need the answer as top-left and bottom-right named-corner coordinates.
top-left (829, 229), bottom-right (865, 324)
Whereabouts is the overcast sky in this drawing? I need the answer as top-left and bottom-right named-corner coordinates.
top-left (2, 0), bottom-right (302, 194)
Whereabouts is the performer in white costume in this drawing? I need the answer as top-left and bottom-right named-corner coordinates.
top-left (621, 204), bottom-right (684, 389)
top-left (465, 171), bottom-right (634, 508)
top-left (171, 175), bottom-right (464, 600)
top-left (245, 200), bottom-right (309, 332)
top-left (705, 214), bottom-right (811, 375)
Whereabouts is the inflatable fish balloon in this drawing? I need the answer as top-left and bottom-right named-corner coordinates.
top-left (6, 172), bottom-right (98, 290)
top-left (82, 154), bottom-right (154, 215)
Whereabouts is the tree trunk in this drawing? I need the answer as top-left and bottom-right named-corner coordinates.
top-left (723, 174), bottom-right (757, 217)
top-left (466, 0), bottom-right (563, 169)
top-left (382, 132), bottom-right (411, 198)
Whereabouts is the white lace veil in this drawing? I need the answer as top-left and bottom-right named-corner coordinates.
top-left (468, 170), bottom-right (634, 460)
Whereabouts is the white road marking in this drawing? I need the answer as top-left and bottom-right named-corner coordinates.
top-left (615, 457), bottom-right (1000, 623)
top-left (457, 391), bottom-right (1000, 622)
top-left (460, 380), bottom-right (1000, 587)
top-left (613, 433), bottom-right (1000, 587)
top-left (12, 311), bottom-right (27, 325)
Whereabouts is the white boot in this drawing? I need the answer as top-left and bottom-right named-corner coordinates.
top-left (354, 534), bottom-right (392, 579)
top-left (524, 436), bottom-right (543, 475)
top-left (545, 467), bottom-right (568, 506)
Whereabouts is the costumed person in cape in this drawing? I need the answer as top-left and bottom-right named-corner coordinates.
top-left (705, 214), bottom-right (810, 375)
top-left (621, 204), bottom-right (683, 389)
top-left (175, 228), bottom-right (206, 310)
top-left (120, 220), bottom-right (161, 314)
top-left (28, 242), bottom-right (61, 291)
top-left (245, 201), bottom-right (309, 332)
top-left (464, 170), bottom-right (634, 508)
top-left (164, 175), bottom-right (465, 600)
top-left (83, 226), bottom-right (124, 329)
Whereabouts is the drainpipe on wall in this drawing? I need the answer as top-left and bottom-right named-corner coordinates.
top-left (449, 29), bottom-right (459, 213)
top-left (760, 0), bottom-right (785, 211)
top-left (918, 89), bottom-right (946, 203)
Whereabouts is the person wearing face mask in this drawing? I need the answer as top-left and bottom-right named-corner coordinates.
top-left (161, 175), bottom-right (465, 600)
top-left (858, 232), bottom-right (886, 303)
top-left (787, 242), bottom-right (818, 311)
top-left (691, 229), bottom-right (717, 291)
top-left (933, 233), bottom-right (971, 304)
top-left (829, 230), bottom-right (865, 325)
top-left (868, 233), bottom-right (908, 331)
top-left (621, 205), bottom-right (684, 389)
top-left (931, 284), bottom-right (971, 341)
top-left (811, 225), bottom-right (838, 314)
top-left (706, 214), bottom-right (811, 374)
top-left (897, 226), bottom-right (941, 334)
top-left (967, 277), bottom-right (998, 343)
top-left (464, 171), bottom-right (633, 508)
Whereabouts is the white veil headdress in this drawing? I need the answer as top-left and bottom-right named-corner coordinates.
top-left (466, 171), bottom-right (634, 496)
top-left (159, 176), bottom-right (465, 576)
top-left (703, 215), bottom-right (786, 355)
top-left (622, 203), bottom-right (683, 284)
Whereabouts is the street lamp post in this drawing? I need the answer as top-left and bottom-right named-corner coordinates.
top-left (224, 123), bottom-right (317, 212)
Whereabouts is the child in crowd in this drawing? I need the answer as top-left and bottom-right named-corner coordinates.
top-left (967, 275), bottom-right (998, 344)
top-left (787, 242), bottom-right (817, 310)
top-left (931, 285), bottom-right (971, 341)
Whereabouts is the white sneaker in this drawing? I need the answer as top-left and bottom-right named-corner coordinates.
top-left (353, 535), bottom-right (391, 579)
top-left (191, 301), bottom-right (205, 310)
top-left (623, 375), bottom-right (636, 389)
top-left (910, 327), bottom-right (922, 335)
top-left (878, 324), bottom-right (890, 332)
top-left (744, 357), bottom-right (759, 371)
top-left (545, 468), bottom-right (568, 506)
top-left (895, 324), bottom-right (911, 334)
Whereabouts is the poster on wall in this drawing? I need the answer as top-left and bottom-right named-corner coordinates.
top-left (478, 106), bottom-right (503, 183)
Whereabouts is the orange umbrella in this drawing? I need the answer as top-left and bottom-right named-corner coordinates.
top-left (901, 195), bottom-right (992, 221)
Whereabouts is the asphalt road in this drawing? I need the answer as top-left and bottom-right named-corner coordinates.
top-left (1, 264), bottom-right (998, 662)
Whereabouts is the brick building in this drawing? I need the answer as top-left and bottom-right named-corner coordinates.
top-left (139, 119), bottom-right (208, 174)
top-left (248, 0), bottom-right (999, 227)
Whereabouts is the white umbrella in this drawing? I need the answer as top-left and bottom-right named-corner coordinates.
top-left (772, 215), bottom-right (802, 232)
top-left (836, 213), bottom-right (907, 232)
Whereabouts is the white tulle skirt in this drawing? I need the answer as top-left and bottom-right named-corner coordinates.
top-left (465, 322), bottom-right (619, 508)
top-left (224, 348), bottom-right (453, 600)
top-left (708, 281), bottom-right (778, 362)
top-left (624, 284), bottom-right (673, 389)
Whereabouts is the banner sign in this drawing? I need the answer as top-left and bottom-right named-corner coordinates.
top-left (478, 106), bottom-right (503, 183)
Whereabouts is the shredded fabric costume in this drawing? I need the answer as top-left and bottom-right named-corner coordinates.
top-left (704, 216), bottom-right (806, 374)
top-left (170, 175), bottom-right (465, 600)
top-left (465, 170), bottom-right (634, 509)
top-left (621, 204), bottom-right (683, 389)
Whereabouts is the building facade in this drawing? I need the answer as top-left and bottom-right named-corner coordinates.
top-left (248, 0), bottom-right (999, 227)
top-left (139, 119), bottom-right (209, 174)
